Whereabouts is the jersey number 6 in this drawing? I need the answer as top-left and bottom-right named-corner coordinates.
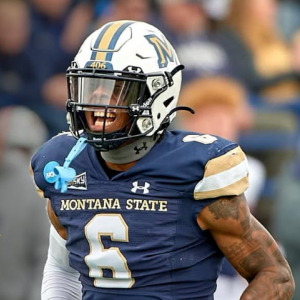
top-left (84, 213), bottom-right (135, 288)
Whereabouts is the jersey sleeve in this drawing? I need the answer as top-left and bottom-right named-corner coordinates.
top-left (29, 162), bottom-right (46, 199)
top-left (194, 146), bottom-right (249, 200)
top-left (30, 132), bottom-right (76, 199)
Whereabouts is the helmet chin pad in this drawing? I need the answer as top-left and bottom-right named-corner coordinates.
top-left (85, 130), bottom-right (127, 151)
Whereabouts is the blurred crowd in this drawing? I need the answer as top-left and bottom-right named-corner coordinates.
top-left (1, 0), bottom-right (300, 299)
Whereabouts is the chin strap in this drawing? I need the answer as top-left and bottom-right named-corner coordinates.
top-left (43, 137), bottom-right (87, 193)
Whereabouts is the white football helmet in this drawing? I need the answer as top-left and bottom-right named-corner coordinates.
top-left (66, 20), bottom-right (185, 151)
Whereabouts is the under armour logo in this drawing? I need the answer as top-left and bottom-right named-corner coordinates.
top-left (131, 181), bottom-right (150, 194)
top-left (131, 105), bottom-right (140, 112)
top-left (134, 142), bottom-right (148, 154)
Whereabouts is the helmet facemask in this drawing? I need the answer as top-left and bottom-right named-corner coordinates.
top-left (67, 67), bottom-right (156, 151)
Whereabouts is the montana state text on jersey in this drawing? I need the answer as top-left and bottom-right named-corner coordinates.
top-left (31, 130), bottom-right (248, 300)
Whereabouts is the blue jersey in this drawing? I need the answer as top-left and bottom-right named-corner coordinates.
top-left (31, 130), bottom-right (249, 300)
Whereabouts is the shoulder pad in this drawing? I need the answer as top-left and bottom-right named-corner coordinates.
top-left (31, 132), bottom-right (78, 194)
top-left (194, 146), bottom-right (249, 200)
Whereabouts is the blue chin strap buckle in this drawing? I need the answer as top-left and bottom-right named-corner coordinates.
top-left (43, 137), bottom-right (87, 193)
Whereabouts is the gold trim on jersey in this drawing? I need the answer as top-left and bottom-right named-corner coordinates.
top-left (194, 146), bottom-right (249, 200)
top-left (35, 187), bottom-right (45, 199)
top-left (204, 146), bottom-right (246, 177)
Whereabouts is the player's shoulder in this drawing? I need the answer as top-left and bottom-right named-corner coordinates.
top-left (165, 130), bottom-right (239, 163)
top-left (161, 130), bottom-right (249, 200)
top-left (31, 131), bottom-right (77, 168)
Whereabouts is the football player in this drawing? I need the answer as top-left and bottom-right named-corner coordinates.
top-left (31, 20), bottom-right (294, 300)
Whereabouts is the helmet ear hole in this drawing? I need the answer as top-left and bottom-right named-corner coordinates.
top-left (157, 113), bottom-right (161, 119)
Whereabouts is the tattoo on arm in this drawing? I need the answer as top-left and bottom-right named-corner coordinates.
top-left (207, 195), bottom-right (241, 220)
top-left (206, 194), bottom-right (295, 299)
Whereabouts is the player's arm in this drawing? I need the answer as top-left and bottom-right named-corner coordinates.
top-left (30, 161), bottom-right (67, 240)
top-left (197, 194), bottom-right (295, 300)
top-left (41, 200), bottom-right (83, 299)
top-left (30, 160), bottom-right (81, 298)
top-left (42, 225), bottom-right (82, 300)
top-left (47, 199), bottom-right (67, 240)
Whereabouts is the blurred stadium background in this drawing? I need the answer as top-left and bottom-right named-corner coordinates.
top-left (0, 0), bottom-right (300, 299)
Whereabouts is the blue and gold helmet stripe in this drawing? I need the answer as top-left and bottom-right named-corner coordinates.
top-left (91, 21), bottom-right (135, 62)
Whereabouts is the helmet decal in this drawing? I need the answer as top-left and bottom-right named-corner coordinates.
top-left (145, 34), bottom-right (175, 68)
top-left (91, 20), bottom-right (135, 61)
